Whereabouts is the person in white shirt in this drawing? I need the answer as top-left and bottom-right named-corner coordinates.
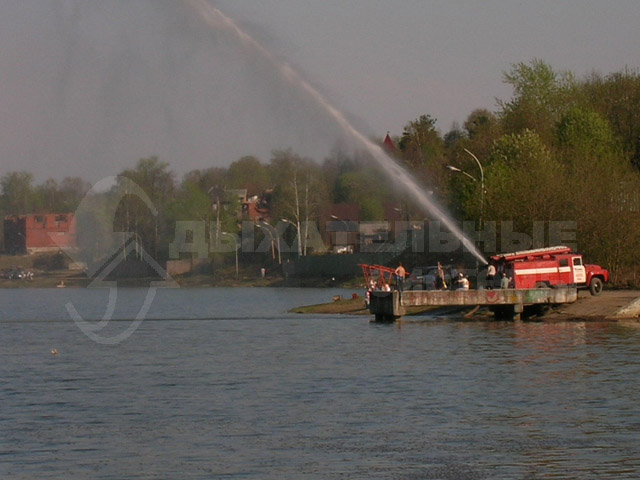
top-left (485, 264), bottom-right (496, 289)
top-left (458, 273), bottom-right (470, 290)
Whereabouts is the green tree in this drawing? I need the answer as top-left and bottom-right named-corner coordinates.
top-left (115, 156), bottom-right (176, 259)
top-left (0, 171), bottom-right (35, 214)
top-left (31, 176), bottom-right (90, 213)
top-left (555, 106), bottom-right (640, 273)
top-left (482, 130), bottom-right (565, 236)
top-left (33, 178), bottom-right (60, 212)
top-left (58, 177), bottom-right (91, 212)
top-left (398, 115), bottom-right (449, 195)
top-left (556, 106), bottom-right (620, 172)
top-left (499, 59), bottom-right (576, 144)
top-left (227, 156), bottom-right (270, 195)
top-left (269, 149), bottom-right (329, 255)
top-left (462, 109), bottom-right (502, 160)
top-left (183, 167), bottom-right (228, 194)
top-left (582, 69), bottom-right (640, 169)
top-left (333, 170), bottom-right (385, 221)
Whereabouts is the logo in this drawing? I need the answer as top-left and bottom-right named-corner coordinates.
top-left (53, 176), bottom-right (177, 345)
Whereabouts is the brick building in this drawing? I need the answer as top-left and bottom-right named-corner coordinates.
top-left (4, 213), bottom-right (77, 254)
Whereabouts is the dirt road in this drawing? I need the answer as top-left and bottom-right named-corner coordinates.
top-left (548, 290), bottom-right (640, 320)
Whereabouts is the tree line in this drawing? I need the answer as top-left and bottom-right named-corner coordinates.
top-left (1, 60), bottom-right (639, 284)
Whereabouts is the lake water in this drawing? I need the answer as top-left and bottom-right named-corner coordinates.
top-left (1, 287), bottom-right (639, 479)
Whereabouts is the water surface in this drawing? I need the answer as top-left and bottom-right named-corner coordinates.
top-left (1, 288), bottom-right (639, 479)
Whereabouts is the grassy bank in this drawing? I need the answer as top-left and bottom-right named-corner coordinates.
top-left (289, 296), bottom-right (441, 316)
top-left (290, 297), bottom-right (369, 315)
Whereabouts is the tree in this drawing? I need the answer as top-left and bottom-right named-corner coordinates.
top-left (398, 115), bottom-right (448, 194)
top-left (0, 171), bottom-right (35, 214)
top-left (269, 149), bottom-right (329, 255)
top-left (333, 170), bottom-right (385, 221)
top-left (555, 106), bottom-right (640, 273)
top-left (556, 106), bottom-right (620, 172)
top-left (462, 109), bottom-right (502, 160)
top-left (58, 177), bottom-right (91, 212)
top-left (114, 156), bottom-right (175, 259)
top-left (32, 176), bottom-right (90, 213)
top-left (183, 167), bottom-right (228, 194)
top-left (227, 156), bottom-right (270, 195)
top-left (582, 69), bottom-right (640, 170)
top-left (499, 59), bottom-right (576, 144)
top-left (482, 130), bottom-right (565, 237)
top-left (33, 178), bottom-right (60, 212)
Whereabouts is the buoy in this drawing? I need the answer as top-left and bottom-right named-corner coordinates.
top-left (51, 348), bottom-right (58, 356)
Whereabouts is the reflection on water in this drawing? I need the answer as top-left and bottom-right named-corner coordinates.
top-left (1, 288), bottom-right (639, 479)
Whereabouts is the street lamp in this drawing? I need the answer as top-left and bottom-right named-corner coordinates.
top-left (281, 218), bottom-right (302, 256)
top-left (447, 149), bottom-right (486, 278)
top-left (446, 148), bottom-right (485, 228)
top-left (463, 149), bottom-right (485, 229)
top-left (256, 223), bottom-right (281, 264)
top-left (446, 165), bottom-right (477, 182)
top-left (220, 231), bottom-right (239, 278)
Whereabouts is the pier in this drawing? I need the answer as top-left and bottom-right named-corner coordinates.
top-left (368, 288), bottom-right (578, 322)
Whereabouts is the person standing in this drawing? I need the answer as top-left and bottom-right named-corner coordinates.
top-left (458, 273), bottom-right (470, 290)
top-left (394, 262), bottom-right (406, 292)
top-left (436, 261), bottom-right (447, 290)
top-left (486, 263), bottom-right (496, 289)
top-left (500, 273), bottom-right (511, 289)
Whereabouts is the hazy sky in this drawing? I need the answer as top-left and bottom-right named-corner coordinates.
top-left (1, 0), bottom-right (639, 183)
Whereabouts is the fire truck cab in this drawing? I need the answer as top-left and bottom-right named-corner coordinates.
top-left (490, 246), bottom-right (609, 296)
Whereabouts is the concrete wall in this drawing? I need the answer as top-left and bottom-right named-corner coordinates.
top-left (285, 252), bottom-right (399, 278)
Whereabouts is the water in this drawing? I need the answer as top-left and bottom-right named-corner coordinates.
top-left (1, 287), bottom-right (639, 479)
top-left (185, 0), bottom-right (487, 265)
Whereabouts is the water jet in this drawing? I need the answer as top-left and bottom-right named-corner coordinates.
top-left (185, 0), bottom-right (487, 264)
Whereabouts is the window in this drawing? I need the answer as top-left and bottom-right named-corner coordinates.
top-left (573, 257), bottom-right (582, 266)
top-left (559, 259), bottom-right (569, 267)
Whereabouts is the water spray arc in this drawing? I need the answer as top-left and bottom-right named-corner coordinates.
top-left (185, 0), bottom-right (487, 264)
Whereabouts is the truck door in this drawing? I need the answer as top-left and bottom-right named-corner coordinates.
top-left (572, 257), bottom-right (586, 284)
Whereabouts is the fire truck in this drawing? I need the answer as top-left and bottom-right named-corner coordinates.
top-left (490, 246), bottom-right (609, 295)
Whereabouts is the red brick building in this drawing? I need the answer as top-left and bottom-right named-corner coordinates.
top-left (4, 213), bottom-right (77, 254)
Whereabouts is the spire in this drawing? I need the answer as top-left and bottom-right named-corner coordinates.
top-left (382, 131), bottom-right (395, 151)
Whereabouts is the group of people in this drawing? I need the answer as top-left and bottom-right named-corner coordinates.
top-left (432, 261), bottom-right (472, 291)
top-left (368, 261), bottom-right (512, 293)
top-left (365, 262), bottom-right (408, 293)
top-left (485, 263), bottom-right (512, 289)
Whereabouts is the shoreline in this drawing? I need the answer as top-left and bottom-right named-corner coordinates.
top-left (0, 271), bottom-right (362, 290)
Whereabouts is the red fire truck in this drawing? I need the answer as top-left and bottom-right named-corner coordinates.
top-left (490, 246), bottom-right (609, 295)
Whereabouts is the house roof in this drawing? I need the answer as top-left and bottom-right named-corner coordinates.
top-left (382, 132), bottom-right (396, 151)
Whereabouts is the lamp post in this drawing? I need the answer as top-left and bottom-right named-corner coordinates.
top-left (220, 231), bottom-right (239, 278)
top-left (446, 148), bottom-right (485, 229)
top-left (257, 223), bottom-right (281, 264)
top-left (446, 149), bottom-right (486, 279)
top-left (446, 165), bottom-right (476, 181)
top-left (281, 218), bottom-right (302, 256)
top-left (463, 149), bottom-right (485, 229)
top-left (330, 214), bottom-right (349, 230)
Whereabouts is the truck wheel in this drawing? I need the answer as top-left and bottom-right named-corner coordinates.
top-left (589, 277), bottom-right (603, 296)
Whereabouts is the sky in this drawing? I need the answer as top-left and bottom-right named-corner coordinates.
top-left (1, 0), bottom-right (639, 183)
